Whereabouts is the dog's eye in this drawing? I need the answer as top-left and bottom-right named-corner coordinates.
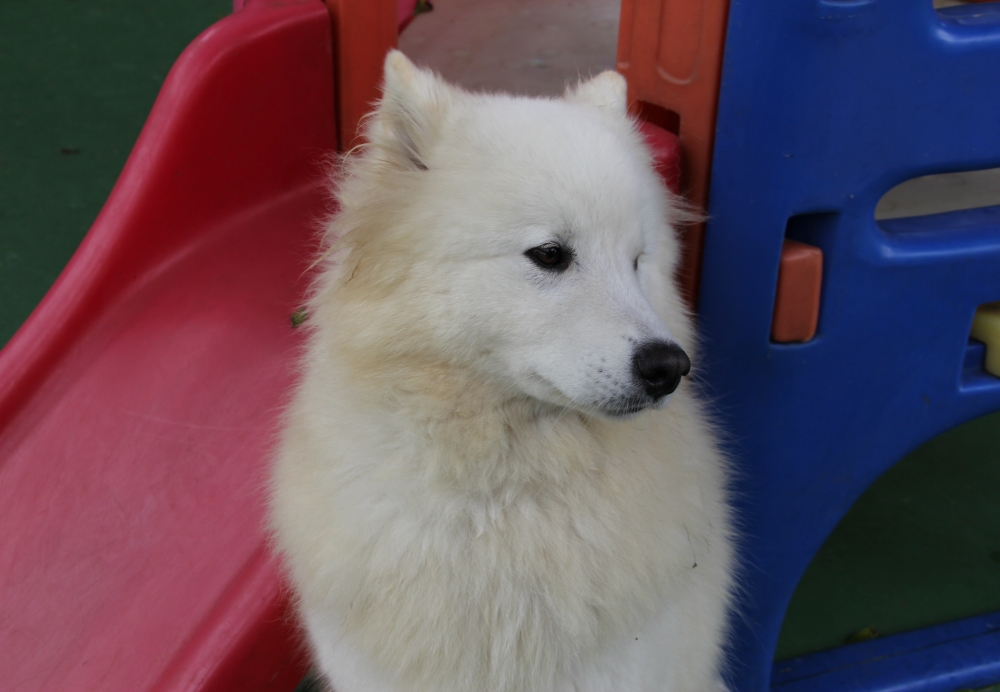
top-left (633, 256), bottom-right (640, 272)
top-left (526, 243), bottom-right (571, 271)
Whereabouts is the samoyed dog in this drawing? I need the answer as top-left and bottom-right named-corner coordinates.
top-left (271, 51), bottom-right (734, 692)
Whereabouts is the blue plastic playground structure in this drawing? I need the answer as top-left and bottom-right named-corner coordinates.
top-left (698, 1), bottom-right (1000, 690)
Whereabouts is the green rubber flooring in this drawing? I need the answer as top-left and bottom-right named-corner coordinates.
top-left (1, 0), bottom-right (998, 681)
top-left (0, 0), bottom-right (229, 348)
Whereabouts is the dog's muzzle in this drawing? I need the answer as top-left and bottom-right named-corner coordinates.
top-left (632, 341), bottom-right (691, 399)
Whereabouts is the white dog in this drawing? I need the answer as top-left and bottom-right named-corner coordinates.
top-left (271, 51), bottom-right (734, 692)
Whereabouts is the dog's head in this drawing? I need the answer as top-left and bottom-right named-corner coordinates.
top-left (319, 51), bottom-right (697, 419)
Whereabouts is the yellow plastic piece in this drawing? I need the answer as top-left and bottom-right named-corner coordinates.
top-left (970, 301), bottom-right (1000, 377)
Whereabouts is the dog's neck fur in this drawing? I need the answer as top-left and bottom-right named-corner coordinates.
top-left (322, 336), bottom-right (612, 499)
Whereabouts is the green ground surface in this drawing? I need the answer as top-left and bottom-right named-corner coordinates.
top-left (1, 0), bottom-right (998, 683)
top-left (0, 0), bottom-right (229, 347)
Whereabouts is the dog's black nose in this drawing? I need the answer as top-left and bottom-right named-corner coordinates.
top-left (632, 341), bottom-right (691, 399)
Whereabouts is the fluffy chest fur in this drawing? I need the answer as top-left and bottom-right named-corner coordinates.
top-left (273, 366), bottom-right (728, 692)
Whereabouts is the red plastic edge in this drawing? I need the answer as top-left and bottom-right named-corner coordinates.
top-left (151, 549), bottom-right (309, 692)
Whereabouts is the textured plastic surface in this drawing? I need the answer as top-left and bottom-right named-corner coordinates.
top-left (771, 239), bottom-right (823, 344)
top-left (697, 2), bottom-right (1000, 691)
top-left (616, 0), bottom-right (730, 307)
top-left (971, 301), bottom-right (1000, 376)
top-left (0, 2), bottom-right (335, 690)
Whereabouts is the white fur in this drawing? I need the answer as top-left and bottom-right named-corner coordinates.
top-left (271, 51), bottom-right (735, 692)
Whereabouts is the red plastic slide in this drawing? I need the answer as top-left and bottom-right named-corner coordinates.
top-left (0, 2), bottom-right (334, 690)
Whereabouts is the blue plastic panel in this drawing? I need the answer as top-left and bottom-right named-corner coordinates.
top-left (772, 612), bottom-right (1000, 692)
top-left (698, 2), bottom-right (1000, 691)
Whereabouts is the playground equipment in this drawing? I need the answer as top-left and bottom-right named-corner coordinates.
top-left (622, 0), bottom-right (1000, 690)
top-left (4, 0), bottom-right (999, 690)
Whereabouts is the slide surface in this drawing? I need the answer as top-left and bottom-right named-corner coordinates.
top-left (0, 3), bottom-right (334, 690)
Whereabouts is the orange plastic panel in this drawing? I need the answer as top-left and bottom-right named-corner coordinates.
top-left (617, 0), bottom-right (731, 308)
top-left (771, 239), bottom-right (823, 343)
top-left (325, 0), bottom-right (397, 150)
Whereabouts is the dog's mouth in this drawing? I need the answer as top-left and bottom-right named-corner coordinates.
top-left (529, 373), bottom-right (670, 419)
top-left (595, 394), bottom-right (655, 419)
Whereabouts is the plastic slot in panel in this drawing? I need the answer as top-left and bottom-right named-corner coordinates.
top-left (970, 301), bottom-right (1000, 376)
top-left (771, 213), bottom-right (834, 344)
top-left (876, 167), bottom-right (1000, 222)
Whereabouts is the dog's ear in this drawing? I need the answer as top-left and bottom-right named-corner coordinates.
top-left (371, 50), bottom-right (453, 171)
top-left (565, 71), bottom-right (628, 116)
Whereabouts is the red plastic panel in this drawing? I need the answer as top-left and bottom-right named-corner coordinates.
top-left (637, 120), bottom-right (683, 196)
top-left (0, 2), bottom-right (335, 690)
top-left (397, 0), bottom-right (419, 31)
top-left (771, 239), bottom-right (823, 343)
